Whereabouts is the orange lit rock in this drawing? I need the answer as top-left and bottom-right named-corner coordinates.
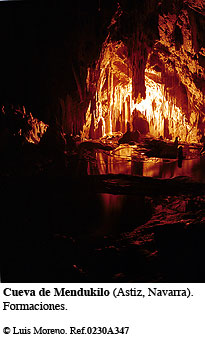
top-left (82, 1), bottom-right (204, 143)
top-left (26, 112), bottom-right (48, 144)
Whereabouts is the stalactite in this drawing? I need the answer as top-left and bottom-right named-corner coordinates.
top-left (79, 0), bottom-right (204, 143)
top-left (131, 32), bottom-right (148, 101)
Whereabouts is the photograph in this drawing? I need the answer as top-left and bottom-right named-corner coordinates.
top-left (0, 0), bottom-right (204, 283)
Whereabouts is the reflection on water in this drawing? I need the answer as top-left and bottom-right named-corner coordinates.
top-left (60, 189), bottom-right (151, 238)
top-left (87, 145), bottom-right (205, 183)
top-left (97, 193), bottom-right (151, 236)
top-left (84, 145), bottom-right (204, 238)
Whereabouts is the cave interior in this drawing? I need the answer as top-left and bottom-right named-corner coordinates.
top-left (0, 0), bottom-right (205, 283)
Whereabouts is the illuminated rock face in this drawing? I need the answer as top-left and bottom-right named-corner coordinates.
top-left (25, 112), bottom-right (48, 144)
top-left (83, 0), bottom-right (205, 143)
top-left (83, 40), bottom-right (132, 139)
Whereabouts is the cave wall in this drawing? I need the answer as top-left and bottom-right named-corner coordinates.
top-left (82, 0), bottom-right (205, 142)
top-left (0, 1), bottom-right (115, 131)
top-left (1, 1), bottom-right (204, 141)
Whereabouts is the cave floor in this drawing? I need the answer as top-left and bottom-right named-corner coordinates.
top-left (1, 140), bottom-right (205, 283)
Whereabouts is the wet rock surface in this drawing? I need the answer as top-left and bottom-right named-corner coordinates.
top-left (1, 112), bottom-right (205, 283)
top-left (1, 177), bottom-right (204, 283)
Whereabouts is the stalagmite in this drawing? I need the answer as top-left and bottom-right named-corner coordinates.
top-left (82, 1), bottom-right (204, 143)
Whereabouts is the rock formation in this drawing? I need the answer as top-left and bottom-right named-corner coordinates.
top-left (81, 0), bottom-right (205, 143)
